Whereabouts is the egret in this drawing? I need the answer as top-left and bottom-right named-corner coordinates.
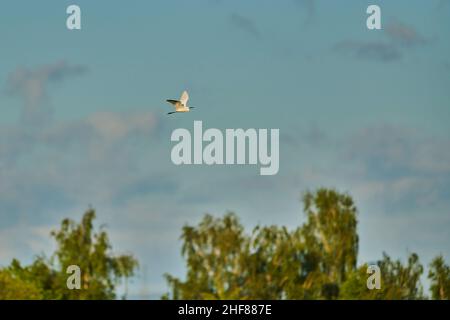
top-left (166, 90), bottom-right (195, 115)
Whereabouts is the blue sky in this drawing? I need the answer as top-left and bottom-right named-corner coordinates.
top-left (0, 0), bottom-right (449, 298)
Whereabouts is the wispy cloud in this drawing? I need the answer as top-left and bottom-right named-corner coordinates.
top-left (1, 61), bottom-right (163, 228)
top-left (281, 124), bottom-right (328, 148)
top-left (0, 224), bottom-right (54, 263)
top-left (345, 126), bottom-right (450, 176)
top-left (333, 41), bottom-right (402, 62)
top-left (333, 20), bottom-right (429, 63)
top-left (342, 125), bottom-right (450, 211)
top-left (5, 61), bottom-right (88, 126)
top-left (229, 13), bottom-right (261, 39)
top-left (385, 21), bottom-right (428, 47)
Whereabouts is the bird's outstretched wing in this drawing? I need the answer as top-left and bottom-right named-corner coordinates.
top-left (166, 99), bottom-right (179, 106)
top-left (179, 91), bottom-right (189, 106)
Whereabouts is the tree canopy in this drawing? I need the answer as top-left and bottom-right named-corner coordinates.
top-left (0, 209), bottom-right (138, 300)
top-left (164, 188), bottom-right (449, 300)
top-left (428, 255), bottom-right (450, 300)
top-left (1, 188), bottom-right (449, 300)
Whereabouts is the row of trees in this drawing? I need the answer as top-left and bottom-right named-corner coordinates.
top-left (0, 188), bottom-right (449, 299)
top-left (163, 189), bottom-right (450, 300)
top-left (0, 210), bottom-right (138, 299)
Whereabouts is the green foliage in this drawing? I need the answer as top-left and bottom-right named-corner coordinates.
top-left (340, 265), bottom-right (377, 300)
top-left (376, 252), bottom-right (424, 299)
top-left (341, 253), bottom-right (424, 300)
top-left (301, 189), bottom-right (359, 298)
top-left (165, 213), bottom-right (248, 300)
top-left (0, 209), bottom-right (138, 300)
top-left (2, 188), bottom-right (448, 300)
top-left (0, 269), bottom-right (43, 300)
top-left (164, 213), bottom-right (308, 300)
top-left (428, 255), bottom-right (450, 300)
top-left (165, 188), bottom-right (449, 300)
top-left (165, 188), bottom-right (361, 300)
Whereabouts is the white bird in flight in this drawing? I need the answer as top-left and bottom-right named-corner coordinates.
top-left (166, 90), bottom-right (195, 115)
